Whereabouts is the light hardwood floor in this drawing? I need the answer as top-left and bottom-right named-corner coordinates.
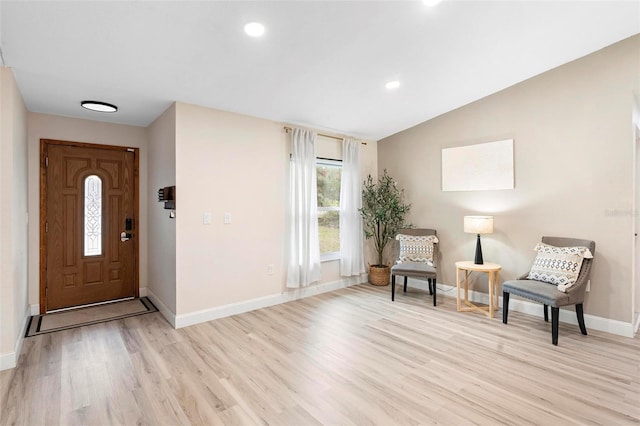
top-left (1, 284), bottom-right (639, 425)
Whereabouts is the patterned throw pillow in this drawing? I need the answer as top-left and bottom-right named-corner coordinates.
top-left (527, 242), bottom-right (594, 292)
top-left (396, 234), bottom-right (439, 266)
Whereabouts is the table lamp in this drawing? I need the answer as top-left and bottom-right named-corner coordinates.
top-left (464, 216), bottom-right (494, 265)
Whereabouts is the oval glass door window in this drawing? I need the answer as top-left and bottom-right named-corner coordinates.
top-left (84, 175), bottom-right (103, 256)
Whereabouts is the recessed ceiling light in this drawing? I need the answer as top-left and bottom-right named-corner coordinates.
top-left (385, 81), bottom-right (400, 90)
top-left (244, 22), bottom-right (265, 37)
top-left (81, 100), bottom-right (118, 113)
top-left (423, 0), bottom-right (443, 6)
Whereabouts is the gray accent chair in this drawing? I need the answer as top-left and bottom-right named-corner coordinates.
top-left (502, 236), bottom-right (595, 345)
top-left (391, 229), bottom-right (438, 306)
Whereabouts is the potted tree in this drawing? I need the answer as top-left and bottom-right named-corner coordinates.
top-left (360, 170), bottom-right (411, 286)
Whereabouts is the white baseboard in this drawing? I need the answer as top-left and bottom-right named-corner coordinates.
top-left (146, 289), bottom-right (176, 328)
top-left (634, 311), bottom-right (640, 335)
top-left (139, 287), bottom-right (148, 297)
top-left (0, 306), bottom-right (31, 371)
top-left (0, 352), bottom-right (16, 371)
top-left (174, 274), bottom-right (367, 329)
top-left (406, 278), bottom-right (635, 338)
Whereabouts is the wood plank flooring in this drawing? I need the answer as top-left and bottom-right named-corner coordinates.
top-left (1, 284), bottom-right (639, 425)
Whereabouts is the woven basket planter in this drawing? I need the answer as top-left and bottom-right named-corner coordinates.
top-left (368, 264), bottom-right (390, 286)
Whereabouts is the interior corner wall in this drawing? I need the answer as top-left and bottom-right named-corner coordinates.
top-left (0, 66), bottom-right (28, 370)
top-left (378, 34), bottom-right (640, 323)
top-left (26, 113), bottom-right (149, 310)
top-left (173, 102), bottom-right (378, 318)
top-left (147, 103), bottom-right (177, 316)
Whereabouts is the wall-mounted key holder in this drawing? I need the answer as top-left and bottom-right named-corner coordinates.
top-left (157, 186), bottom-right (176, 210)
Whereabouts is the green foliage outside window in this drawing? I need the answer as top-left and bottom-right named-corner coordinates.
top-left (317, 165), bottom-right (341, 207)
top-left (317, 162), bottom-right (341, 254)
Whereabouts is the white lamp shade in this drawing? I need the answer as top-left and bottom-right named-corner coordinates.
top-left (464, 216), bottom-right (494, 234)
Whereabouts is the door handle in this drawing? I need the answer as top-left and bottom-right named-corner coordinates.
top-left (120, 231), bottom-right (132, 242)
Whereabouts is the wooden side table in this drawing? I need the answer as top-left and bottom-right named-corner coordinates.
top-left (455, 261), bottom-right (502, 318)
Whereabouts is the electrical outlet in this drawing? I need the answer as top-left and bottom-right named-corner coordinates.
top-left (267, 264), bottom-right (275, 275)
top-left (586, 279), bottom-right (591, 292)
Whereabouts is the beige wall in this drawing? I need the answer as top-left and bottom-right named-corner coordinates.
top-left (0, 67), bottom-right (28, 368)
top-left (174, 102), bottom-right (289, 314)
top-left (147, 104), bottom-right (177, 314)
top-left (378, 35), bottom-right (640, 323)
top-left (26, 113), bottom-right (149, 308)
top-left (173, 102), bottom-right (376, 316)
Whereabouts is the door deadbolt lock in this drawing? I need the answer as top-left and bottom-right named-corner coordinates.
top-left (120, 231), bottom-right (132, 242)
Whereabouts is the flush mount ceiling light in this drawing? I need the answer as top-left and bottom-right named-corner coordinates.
top-left (423, 0), bottom-right (443, 6)
top-left (80, 100), bottom-right (118, 113)
top-left (385, 80), bottom-right (400, 90)
top-left (244, 22), bottom-right (265, 37)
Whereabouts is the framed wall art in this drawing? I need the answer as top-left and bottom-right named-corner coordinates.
top-left (441, 139), bottom-right (514, 191)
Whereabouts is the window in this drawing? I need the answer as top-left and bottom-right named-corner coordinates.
top-left (317, 158), bottom-right (341, 260)
top-left (84, 175), bottom-right (103, 256)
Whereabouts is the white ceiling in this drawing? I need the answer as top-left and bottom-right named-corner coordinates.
top-left (1, 1), bottom-right (639, 141)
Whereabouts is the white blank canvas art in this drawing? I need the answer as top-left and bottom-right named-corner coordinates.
top-left (442, 139), bottom-right (514, 191)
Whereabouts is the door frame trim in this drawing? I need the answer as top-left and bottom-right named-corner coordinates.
top-left (39, 139), bottom-right (140, 314)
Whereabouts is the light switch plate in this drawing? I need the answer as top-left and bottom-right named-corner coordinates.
top-left (224, 212), bottom-right (232, 224)
top-left (203, 212), bottom-right (212, 225)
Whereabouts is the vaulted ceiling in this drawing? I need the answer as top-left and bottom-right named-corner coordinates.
top-left (1, 1), bottom-right (638, 140)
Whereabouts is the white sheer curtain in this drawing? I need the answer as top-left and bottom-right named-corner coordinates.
top-left (339, 138), bottom-right (365, 276)
top-left (286, 128), bottom-right (321, 288)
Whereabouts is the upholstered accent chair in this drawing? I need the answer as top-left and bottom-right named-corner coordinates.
top-left (391, 229), bottom-right (438, 306)
top-left (502, 236), bottom-right (596, 345)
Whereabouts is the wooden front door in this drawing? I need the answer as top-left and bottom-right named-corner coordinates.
top-left (41, 140), bottom-right (138, 312)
